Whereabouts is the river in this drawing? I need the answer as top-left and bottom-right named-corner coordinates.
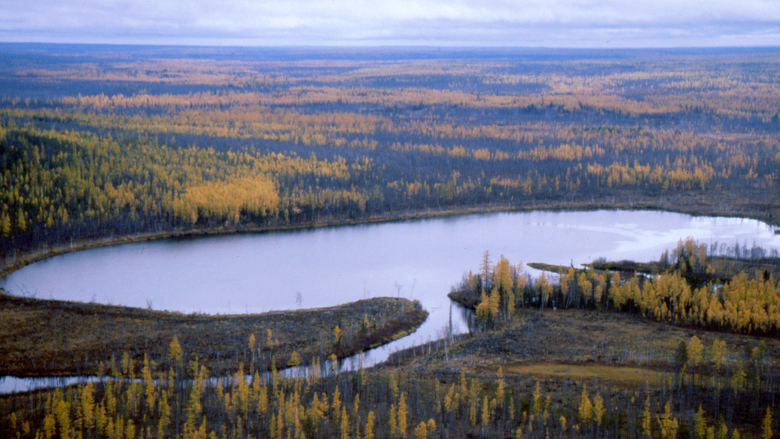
top-left (1, 209), bottom-right (778, 393)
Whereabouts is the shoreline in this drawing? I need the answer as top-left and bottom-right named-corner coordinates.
top-left (3, 198), bottom-right (778, 280)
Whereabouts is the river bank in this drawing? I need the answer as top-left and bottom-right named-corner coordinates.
top-left (0, 293), bottom-right (426, 378)
top-left (3, 192), bottom-right (778, 279)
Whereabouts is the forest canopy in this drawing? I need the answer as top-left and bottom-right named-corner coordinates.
top-left (1, 47), bottom-right (779, 267)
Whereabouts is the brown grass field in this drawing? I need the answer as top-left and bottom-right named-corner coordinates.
top-left (0, 292), bottom-right (427, 377)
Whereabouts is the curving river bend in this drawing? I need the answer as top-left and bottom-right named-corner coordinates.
top-left (1, 209), bottom-right (779, 393)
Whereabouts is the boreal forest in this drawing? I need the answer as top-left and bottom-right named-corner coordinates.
top-left (0, 46), bottom-right (779, 439)
top-left (1, 46), bottom-right (778, 271)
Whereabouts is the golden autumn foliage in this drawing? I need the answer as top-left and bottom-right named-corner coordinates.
top-left (1, 49), bottom-right (779, 438)
top-left (2, 49), bottom-right (780, 270)
top-left (457, 240), bottom-right (779, 336)
top-left (173, 175), bottom-right (279, 225)
top-left (6, 348), bottom-right (768, 439)
top-left (610, 268), bottom-right (780, 335)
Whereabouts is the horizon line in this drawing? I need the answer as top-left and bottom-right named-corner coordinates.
top-left (2, 41), bottom-right (780, 51)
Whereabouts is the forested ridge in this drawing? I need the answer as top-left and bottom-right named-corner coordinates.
top-left (1, 46), bottom-right (779, 269)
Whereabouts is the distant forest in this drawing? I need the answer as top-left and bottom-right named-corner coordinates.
top-left (1, 46), bottom-right (779, 266)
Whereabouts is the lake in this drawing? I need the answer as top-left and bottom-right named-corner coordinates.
top-left (1, 209), bottom-right (778, 392)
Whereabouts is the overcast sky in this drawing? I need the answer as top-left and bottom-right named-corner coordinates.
top-left (0, 0), bottom-right (778, 47)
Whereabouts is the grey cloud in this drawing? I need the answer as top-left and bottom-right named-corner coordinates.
top-left (0, 0), bottom-right (778, 46)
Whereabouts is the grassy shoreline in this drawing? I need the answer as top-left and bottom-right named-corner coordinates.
top-left (385, 306), bottom-right (780, 384)
top-left (3, 195), bottom-right (778, 279)
top-left (0, 293), bottom-right (427, 378)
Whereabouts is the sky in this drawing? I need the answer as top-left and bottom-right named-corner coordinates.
top-left (0, 0), bottom-right (779, 47)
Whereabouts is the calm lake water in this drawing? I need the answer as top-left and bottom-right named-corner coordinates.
top-left (1, 209), bottom-right (778, 393)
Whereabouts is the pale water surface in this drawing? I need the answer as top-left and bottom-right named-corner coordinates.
top-left (2, 209), bottom-right (778, 393)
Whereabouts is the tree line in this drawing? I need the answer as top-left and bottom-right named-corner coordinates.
top-left (453, 240), bottom-right (779, 336)
top-left (2, 50), bottom-right (779, 269)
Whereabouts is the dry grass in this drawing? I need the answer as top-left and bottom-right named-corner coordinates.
top-left (0, 292), bottom-right (426, 377)
top-left (505, 362), bottom-right (673, 386)
top-left (389, 307), bottom-right (780, 386)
